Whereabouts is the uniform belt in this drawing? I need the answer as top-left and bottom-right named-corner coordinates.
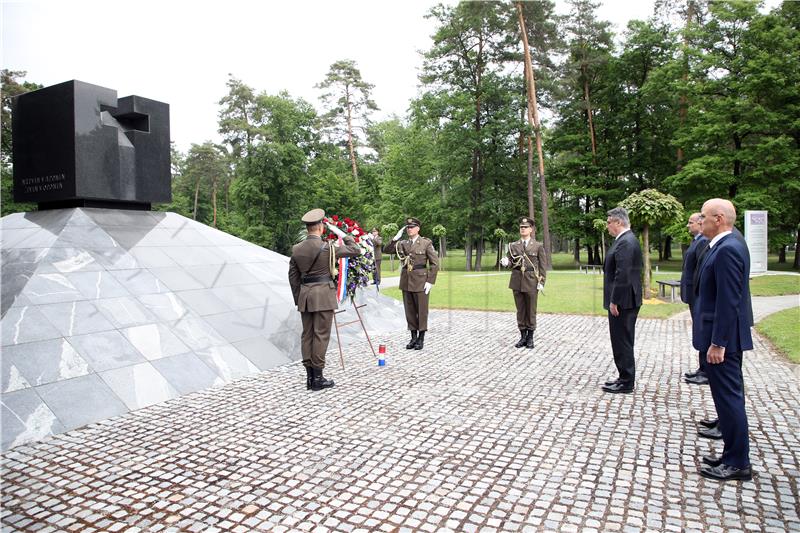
top-left (412, 264), bottom-right (427, 270)
top-left (301, 275), bottom-right (331, 284)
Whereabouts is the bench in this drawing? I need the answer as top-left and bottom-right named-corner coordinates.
top-left (656, 280), bottom-right (681, 302)
top-left (578, 264), bottom-right (603, 274)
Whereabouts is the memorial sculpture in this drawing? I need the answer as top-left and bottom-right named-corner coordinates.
top-left (1, 81), bottom-right (403, 451)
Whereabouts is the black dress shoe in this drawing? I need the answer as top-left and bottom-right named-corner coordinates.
top-left (702, 455), bottom-right (722, 467)
top-left (698, 418), bottom-right (718, 428)
top-left (604, 378), bottom-right (620, 386)
top-left (698, 426), bottom-right (723, 439)
top-left (602, 382), bottom-right (634, 394)
top-left (684, 368), bottom-right (700, 379)
top-left (699, 463), bottom-right (752, 481)
top-left (685, 373), bottom-right (709, 385)
top-left (514, 331), bottom-right (527, 348)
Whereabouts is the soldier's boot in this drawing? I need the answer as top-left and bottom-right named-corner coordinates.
top-left (514, 330), bottom-right (527, 348)
top-left (525, 329), bottom-right (535, 349)
top-left (414, 330), bottom-right (426, 350)
top-left (310, 367), bottom-right (335, 391)
top-left (406, 331), bottom-right (418, 349)
top-left (304, 364), bottom-right (313, 390)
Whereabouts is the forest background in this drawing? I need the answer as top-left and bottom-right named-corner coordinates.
top-left (2, 0), bottom-right (799, 272)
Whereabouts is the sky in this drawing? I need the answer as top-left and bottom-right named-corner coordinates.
top-left (3, 0), bottom-right (690, 153)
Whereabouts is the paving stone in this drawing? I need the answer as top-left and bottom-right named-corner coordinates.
top-left (1, 311), bottom-right (797, 531)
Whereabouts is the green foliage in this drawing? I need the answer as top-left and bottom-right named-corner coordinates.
top-left (620, 188), bottom-right (684, 228)
top-left (432, 224), bottom-right (447, 238)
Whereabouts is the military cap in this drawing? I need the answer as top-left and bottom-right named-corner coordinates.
top-left (405, 217), bottom-right (421, 228)
top-left (518, 216), bottom-right (533, 228)
top-left (301, 208), bottom-right (325, 224)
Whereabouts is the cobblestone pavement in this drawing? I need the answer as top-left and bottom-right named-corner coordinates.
top-left (2, 311), bottom-right (799, 532)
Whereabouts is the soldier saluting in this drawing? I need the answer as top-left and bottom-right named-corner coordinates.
top-left (383, 217), bottom-right (439, 350)
top-left (500, 216), bottom-right (547, 349)
top-left (288, 209), bottom-right (362, 391)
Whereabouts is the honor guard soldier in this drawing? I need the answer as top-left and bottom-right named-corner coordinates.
top-left (500, 217), bottom-right (547, 349)
top-left (288, 209), bottom-right (361, 391)
top-left (383, 217), bottom-right (439, 350)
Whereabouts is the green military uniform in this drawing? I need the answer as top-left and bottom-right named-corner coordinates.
top-left (383, 217), bottom-right (439, 350)
top-left (288, 209), bottom-right (361, 390)
top-left (504, 216), bottom-right (547, 349)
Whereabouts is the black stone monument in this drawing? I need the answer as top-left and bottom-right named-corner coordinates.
top-left (12, 80), bottom-right (171, 210)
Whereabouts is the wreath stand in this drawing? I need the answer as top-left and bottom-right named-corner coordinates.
top-left (332, 297), bottom-right (377, 370)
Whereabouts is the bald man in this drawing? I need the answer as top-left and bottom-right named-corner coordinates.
top-left (693, 198), bottom-right (753, 481)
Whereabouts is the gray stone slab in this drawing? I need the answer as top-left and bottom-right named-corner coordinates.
top-left (64, 271), bottom-right (130, 300)
top-left (1, 306), bottom-right (62, 346)
top-left (202, 311), bottom-right (267, 344)
top-left (1, 388), bottom-right (64, 451)
top-left (82, 208), bottom-right (162, 228)
top-left (108, 269), bottom-right (169, 295)
top-left (136, 293), bottom-right (195, 322)
top-left (174, 288), bottom-right (231, 316)
top-left (126, 247), bottom-right (177, 269)
top-left (50, 225), bottom-right (118, 249)
top-left (183, 263), bottom-right (260, 288)
top-left (87, 247), bottom-right (140, 271)
top-left (238, 299), bottom-right (295, 336)
top-left (194, 345), bottom-right (259, 383)
top-left (163, 246), bottom-right (231, 268)
top-left (148, 267), bottom-right (205, 292)
top-left (150, 352), bottom-right (224, 395)
top-left (36, 301), bottom-right (115, 337)
top-left (121, 323), bottom-right (190, 360)
top-left (2, 338), bottom-right (90, 388)
top-left (20, 273), bottom-right (83, 305)
top-left (34, 248), bottom-right (103, 274)
top-left (241, 261), bottom-right (291, 282)
top-left (67, 330), bottom-right (146, 372)
top-left (210, 283), bottom-right (274, 311)
top-left (98, 362), bottom-right (179, 410)
top-left (232, 336), bottom-right (293, 370)
top-left (1, 350), bottom-right (32, 392)
top-left (1, 228), bottom-right (58, 249)
top-left (169, 317), bottom-right (229, 352)
top-left (93, 296), bottom-right (158, 329)
top-left (36, 373), bottom-right (127, 431)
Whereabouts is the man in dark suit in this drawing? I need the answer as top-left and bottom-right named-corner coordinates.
top-left (602, 207), bottom-right (643, 394)
top-left (694, 198), bottom-right (753, 481)
top-left (682, 213), bottom-right (710, 385)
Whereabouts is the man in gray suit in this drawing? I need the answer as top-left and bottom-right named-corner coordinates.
top-left (288, 209), bottom-right (361, 391)
top-left (602, 207), bottom-right (643, 394)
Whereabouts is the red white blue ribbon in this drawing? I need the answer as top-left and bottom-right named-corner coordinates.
top-left (336, 237), bottom-right (349, 303)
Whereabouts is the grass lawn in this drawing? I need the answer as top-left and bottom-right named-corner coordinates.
top-left (381, 271), bottom-right (686, 319)
top-left (756, 307), bottom-right (800, 363)
top-left (749, 275), bottom-right (800, 296)
top-left (380, 266), bottom-right (799, 319)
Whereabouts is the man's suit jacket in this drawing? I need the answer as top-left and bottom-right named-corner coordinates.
top-left (692, 233), bottom-right (753, 353)
top-left (383, 236), bottom-right (439, 292)
top-left (603, 230), bottom-right (643, 310)
top-left (693, 227), bottom-right (753, 326)
top-left (681, 234), bottom-right (709, 305)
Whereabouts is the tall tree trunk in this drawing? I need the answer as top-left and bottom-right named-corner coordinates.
top-left (192, 179), bottom-right (200, 221)
top-left (346, 100), bottom-right (359, 185)
top-left (586, 245), bottom-right (594, 265)
top-left (664, 235), bottom-right (672, 260)
top-left (475, 234), bottom-right (483, 272)
top-left (574, 238), bottom-right (580, 263)
top-left (643, 224), bottom-right (651, 299)
top-left (517, 2), bottom-right (552, 267)
top-left (212, 180), bottom-right (218, 228)
top-left (676, 1), bottom-right (695, 171)
top-left (778, 245), bottom-right (786, 263)
top-left (793, 228), bottom-right (800, 269)
top-left (582, 66), bottom-right (598, 164)
top-left (465, 231), bottom-right (473, 272)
